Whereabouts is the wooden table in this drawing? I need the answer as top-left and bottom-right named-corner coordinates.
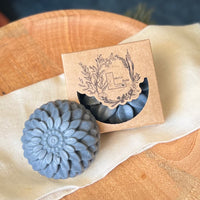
top-left (1, 10), bottom-right (200, 200)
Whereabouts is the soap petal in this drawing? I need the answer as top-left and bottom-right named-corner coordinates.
top-left (70, 102), bottom-right (78, 110)
top-left (79, 120), bottom-right (93, 131)
top-left (69, 152), bottom-right (81, 161)
top-left (33, 145), bottom-right (43, 153)
top-left (40, 111), bottom-right (49, 121)
top-left (63, 145), bottom-right (75, 152)
top-left (59, 102), bottom-right (70, 114)
top-left (44, 163), bottom-right (58, 178)
top-left (73, 130), bottom-right (87, 139)
top-left (65, 137), bottom-right (77, 144)
top-left (38, 149), bottom-right (47, 160)
top-left (71, 109), bottom-right (83, 120)
top-left (46, 117), bottom-right (53, 129)
top-left (60, 150), bottom-right (69, 161)
top-left (97, 104), bottom-right (116, 122)
top-left (89, 145), bottom-right (98, 153)
top-left (63, 129), bottom-right (75, 137)
top-left (61, 158), bottom-right (70, 170)
top-left (79, 150), bottom-right (93, 160)
top-left (60, 122), bottom-right (70, 132)
top-left (71, 160), bottom-right (82, 172)
top-left (32, 160), bottom-right (41, 171)
top-left (128, 94), bottom-right (147, 114)
top-left (31, 137), bottom-right (41, 144)
top-left (69, 119), bottom-right (81, 129)
top-left (59, 163), bottom-right (69, 178)
top-left (31, 129), bottom-right (43, 137)
top-left (54, 117), bottom-right (61, 129)
top-left (82, 135), bottom-right (97, 146)
top-left (73, 142), bottom-right (87, 151)
top-left (45, 153), bottom-right (53, 164)
top-left (53, 154), bottom-right (60, 165)
top-left (62, 111), bottom-right (71, 121)
top-left (117, 105), bottom-right (134, 122)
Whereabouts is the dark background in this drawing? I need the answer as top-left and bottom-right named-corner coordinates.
top-left (0, 0), bottom-right (200, 25)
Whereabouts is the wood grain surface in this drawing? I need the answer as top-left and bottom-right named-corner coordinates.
top-left (63, 130), bottom-right (200, 200)
top-left (0, 10), bottom-right (199, 200)
top-left (0, 10), bottom-right (145, 95)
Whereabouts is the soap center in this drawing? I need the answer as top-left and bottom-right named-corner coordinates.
top-left (48, 135), bottom-right (59, 147)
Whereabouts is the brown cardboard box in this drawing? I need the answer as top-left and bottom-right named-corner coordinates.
top-left (62, 40), bottom-right (164, 133)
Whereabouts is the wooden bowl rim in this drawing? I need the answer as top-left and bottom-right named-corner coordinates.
top-left (1, 9), bottom-right (146, 30)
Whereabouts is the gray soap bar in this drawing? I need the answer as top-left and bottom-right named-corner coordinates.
top-left (90, 104), bottom-right (116, 122)
top-left (140, 78), bottom-right (149, 96)
top-left (21, 100), bottom-right (100, 179)
top-left (82, 95), bottom-right (100, 106)
top-left (128, 93), bottom-right (147, 114)
top-left (109, 104), bottom-right (134, 124)
top-left (117, 105), bottom-right (134, 121)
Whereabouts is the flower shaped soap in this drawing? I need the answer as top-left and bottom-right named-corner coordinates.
top-left (21, 100), bottom-right (100, 179)
top-left (78, 78), bottom-right (149, 124)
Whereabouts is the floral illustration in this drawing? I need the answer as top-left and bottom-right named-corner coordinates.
top-left (79, 53), bottom-right (116, 96)
top-left (79, 50), bottom-right (141, 107)
top-left (21, 100), bottom-right (100, 179)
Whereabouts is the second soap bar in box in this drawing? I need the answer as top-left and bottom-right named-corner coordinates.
top-left (62, 40), bottom-right (164, 133)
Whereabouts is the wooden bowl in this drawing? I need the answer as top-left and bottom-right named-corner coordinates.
top-left (0, 9), bottom-right (145, 95)
top-left (1, 10), bottom-right (199, 200)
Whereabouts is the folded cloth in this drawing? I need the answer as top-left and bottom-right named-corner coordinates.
top-left (0, 24), bottom-right (200, 200)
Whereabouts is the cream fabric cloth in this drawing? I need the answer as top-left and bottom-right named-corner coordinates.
top-left (0, 24), bottom-right (200, 200)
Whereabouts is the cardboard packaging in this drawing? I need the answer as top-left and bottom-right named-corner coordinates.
top-left (62, 40), bottom-right (164, 133)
